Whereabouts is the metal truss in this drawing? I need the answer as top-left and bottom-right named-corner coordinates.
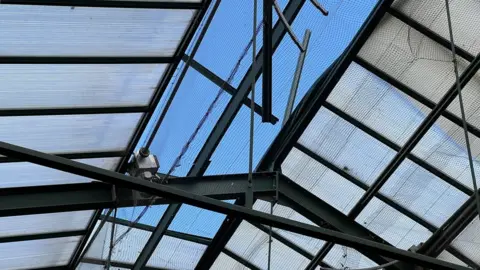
top-left (0, 140), bottom-right (469, 269)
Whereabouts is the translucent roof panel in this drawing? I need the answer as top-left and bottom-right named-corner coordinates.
top-left (0, 64), bottom-right (166, 109)
top-left (437, 251), bottom-right (469, 268)
top-left (0, 113), bottom-right (141, 154)
top-left (226, 221), bottom-right (311, 269)
top-left (0, 236), bottom-right (80, 270)
top-left (324, 245), bottom-right (377, 269)
top-left (327, 61), bottom-right (430, 146)
top-left (0, 210), bottom-right (93, 237)
top-left (358, 14), bottom-right (469, 104)
top-left (447, 71), bottom-right (480, 130)
top-left (146, 236), bottom-right (206, 269)
top-left (282, 147), bottom-right (365, 215)
top-left (117, 205), bottom-right (168, 227)
top-left (211, 252), bottom-right (249, 270)
top-left (0, 157), bottom-right (120, 188)
top-left (413, 116), bottom-right (480, 190)
top-left (168, 204), bottom-right (227, 238)
top-left (392, 0), bottom-right (480, 55)
top-left (451, 218), bottom-right (480, 264)
top-left (380, 158), bottom-right (468, 227)
top-left (85, 222), bottom-right (150, 264)
top-left (78, 263), bottom-right (129, 270)
top-left (355, 197), bottom-right (432, 250)
top-left (299, 107), bottom-right (396, 186)
top-left (0, 5), bottom-right (195, 56)
top-left (254, 200), bottom-right (326, 255)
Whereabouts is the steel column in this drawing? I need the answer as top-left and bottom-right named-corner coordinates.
top-left (262, 0), bottom-right (273, 123)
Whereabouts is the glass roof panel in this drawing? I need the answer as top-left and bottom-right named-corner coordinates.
top-left (327, 61), bottom-right (430, 146)
top-left (146, 236), bottom-right (206, 269)
top-left (451, 218), bottom-right (480, 264)
top-left (0, 157), bottom-right (120, 188)
top-left (298, 107), bottom-right (396, 186)
top-left (85, 222), bottom-right (151, 264)
top-left (0, 64), bottom-right (166, 109)
top-left (254, 200), bottom-right (326, 255)
top-left (0, 5), bottom-right (195, 56)
top-left (0, 113), bottom-right (141, 154)
top-left (168, 204), bottom-right (227, 238)
top-left (392, 0), bottom-right (480, 56)
top-left (380, 158), bottom-right (468, 227)
top-left (149, 68), bottom-right (229, 177)
top-left (324, 245), bottom-right (377, 269)
top-left (437, 251), bottom-right (469, 267)
top-left (116, 205), bottom-right (168, 227)
top-left (226, 221), bottom-right (311, 269)
top-left (0, 210), bottom-right (93, 237)
top-left (358, 14), bottom-right (469, 104)
top-left (355, 197), bottom-right (432, 250)
top-left (211, 252), bottom-right (249, 270)
top-left (0, 236), bottom-right (80, 270)
top-left (282, 147), bottom-right (364, 214)
top-left (413, 116), bottom-right (480, 190)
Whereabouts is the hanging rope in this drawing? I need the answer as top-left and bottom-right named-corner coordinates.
top-left (444, 0), bottom-right (480, 219)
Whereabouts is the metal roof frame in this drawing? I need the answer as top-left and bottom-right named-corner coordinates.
top-left (1, 0), bottom-right (479, 268)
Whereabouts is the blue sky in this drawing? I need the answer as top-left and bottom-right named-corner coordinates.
top-left (119, 0), bottom-right (379, 241)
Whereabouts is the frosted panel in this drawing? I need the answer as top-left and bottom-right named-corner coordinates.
top-left (282, 147), bottom-right (365, 214)
top-left (299, 107), bottom-right (396, 186)
top-left (356, 197), bottom-right (432, 249)
top-left (227, 222), bottom-right (311, 269)
top-left (451, 218), bottom-right (480, 264)
top-left (0, 210), bottom-right (93, 237)
top-left (0, 236), bottom-right (80, 270)
top-left (0, 157), bottom-right (120, 188)
top-left (211, 252), bottom-right (249, 270)
top-left (85, 222), bottom-right (151, 264)
top-left (146, 236), bottom-right (206, 269)
top-left (413, 116), bottom-right (480, 190)
top-left (437, 251), bottom-right (469, 267)
top-left (447, 71), bottom-right (480, 130)
top-left (0, 113), bottom-right (141, 154)
top-left (78, 263), bottom-right (129, 270)
top-left (0, 5), bottom-right (195, 56)
top-left (324, 245), bottom-right (377, 269)
top-left (380, 158), bottom-right (468, 227)
top-left (254, 200), bottom-right (326, 255)
top-left (0, 64), bottom-right (166, 109)
top-left (358, 14), bottom-right (468, 104)
top-left (328, 62), bottom-right (429, 145)
top-left (392, 0), bottom-right (480, 55)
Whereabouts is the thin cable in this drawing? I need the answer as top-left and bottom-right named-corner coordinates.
top-left (444, 0), bottom-right (480, 219)
top-left (248, 0), bottom-right (257, 209)
top-left (105, 207), bottom-right (117, 270)
top-left (113, 22), bottom-right (264, 246)
top-left (319, 260), bottom-right (398, 270)
top-left (267, 201), bottom-right (273, 270)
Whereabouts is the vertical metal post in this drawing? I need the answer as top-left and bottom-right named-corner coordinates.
top-left (262, 0), bottom-right (273, 123)
top-left (283, 29), bottom-right (311, 126)
top-left (444, 0), bottom-right (480, 220)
